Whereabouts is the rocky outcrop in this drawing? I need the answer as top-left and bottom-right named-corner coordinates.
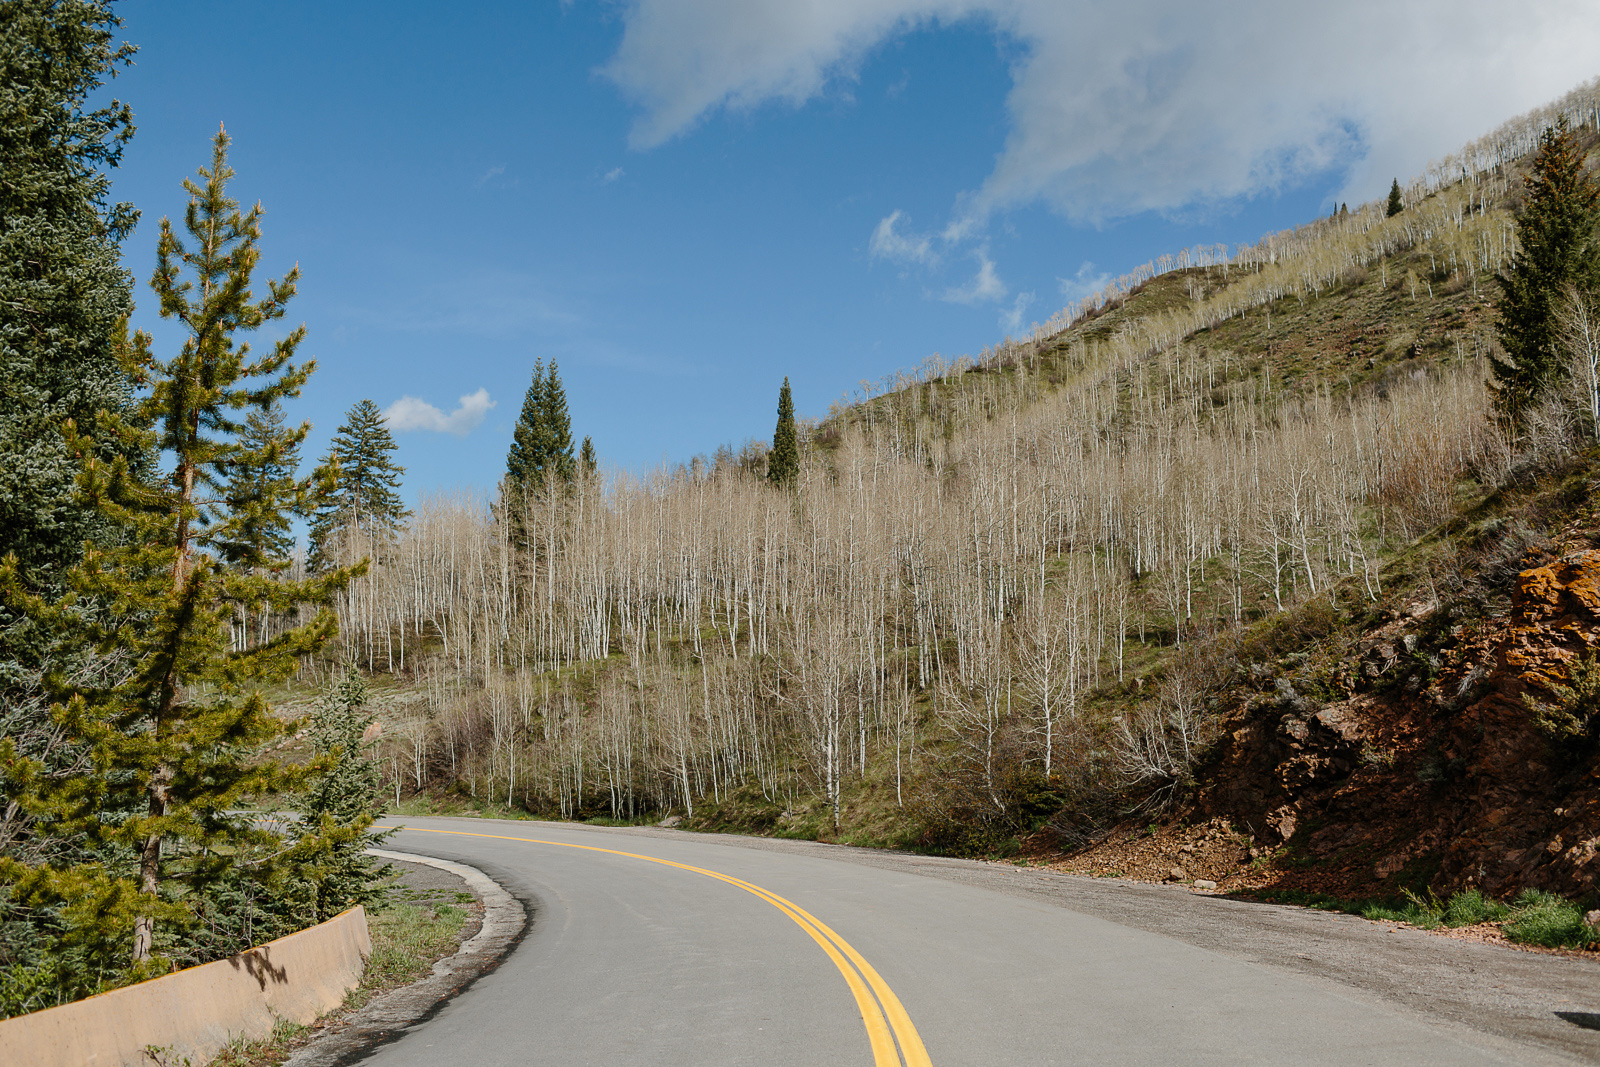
top-left (1185, 550), bottom-right (1600, 901)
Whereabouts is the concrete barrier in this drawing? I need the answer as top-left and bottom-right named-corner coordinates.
top-left (0, 906), bottom-right (370, 1067)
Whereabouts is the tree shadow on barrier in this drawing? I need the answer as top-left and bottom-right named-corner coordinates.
top-left (230, 947), bottom-right (289, 990)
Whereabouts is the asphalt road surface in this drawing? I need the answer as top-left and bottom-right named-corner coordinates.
top-left (366, 817), bottom-right (1600, 1066)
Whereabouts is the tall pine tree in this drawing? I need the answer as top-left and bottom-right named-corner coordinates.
top-left (1494, 120), bottom-right (1600, 423)
top-left (308, 399), bottom-right (408, 572)
top-left (0, 128), bottom-right (353, 972)
top-left (767, 377), bottom-right (798, 487)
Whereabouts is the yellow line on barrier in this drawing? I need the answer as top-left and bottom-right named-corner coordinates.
top-left (398, 825), bottom-right (931, 1067)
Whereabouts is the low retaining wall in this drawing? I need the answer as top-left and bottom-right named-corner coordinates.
top-left (0, 906), bottom-right (370, 1067)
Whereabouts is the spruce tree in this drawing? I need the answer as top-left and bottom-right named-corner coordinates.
top-left (503, 360), bottom-right (577, 543)
top-left (0, 1), bottom-right (137, 591)
top-left (0, 128), bottom-right (353, 970)
top-left (505, 358), bottom-right (548, 489)
top-left (1386, 178), bottom-right (1404, 217)
top-left (580, 435), bottom-right (597, 480)
top-left (506, 359), bottom-right (574, 491)
top-left (542, 361), bottom-right (575, 484)
top-left (0, 1), bottom-right (144, 721)
top-left (767, 376), bottom-right (799, 487)
top-left (308, 399), bottom-right (408, 572)
top-left (1493, 120), bottom-right (1600, 423)
top-left (287, 669), bottom-right (393, 923)
top-left (222, 401), bottom-right (301, 569)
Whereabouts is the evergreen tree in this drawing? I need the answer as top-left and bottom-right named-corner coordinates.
top-left (767, 377), bottom-right (798, 487)
top-left (222, 401), bottom-right (301, 569)
top-left (503, 360), bottom-right (576, 544)
top-left (0, 128), bottom-right (354, 970)
top-left (580, 435), bottom-right (597, 480)
top-left (288, 669), bottom-right (393, 923)
top-left (0, 1), bottom-right (137, 591)
top-left (505, 359), bottom-right (574, 491)
top-left (1386, 178), bottom-right (1404, 217)
top-left (308, 399), bottom-right (408, 571)
top-left (542, 361), bottom-right (575, 484)
top-left (505, 358), bottom-right (548, 488)
top-left (220, 401), bottom-right (304, 653)
top-left (1493, 120), bottom-right (1600, 423)
top-left (0, 2), bottom-right (144, 716)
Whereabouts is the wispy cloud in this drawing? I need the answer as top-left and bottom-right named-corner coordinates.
top-left (384, 388), bottom-right (496, 436)
top-left (363, 272), bottom-right (583, 339)
top-left (868, 209), bottom-right (936, 266)
top-left (476, 164), bottom-right (516, 189)
top-left (942, 247), bottom-right (1005, 305)
top-left (1000, 289), bottom-right (1034, 334)
top-left (603, 166), bottom-right (625, 183)
top-left (601, 0), bottom-right (1600, 223)
top-left (1058, 261), bottom-right (1111, 303)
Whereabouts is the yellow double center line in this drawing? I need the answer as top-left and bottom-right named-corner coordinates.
top-left (401, 826), bottom-right (932, 1067)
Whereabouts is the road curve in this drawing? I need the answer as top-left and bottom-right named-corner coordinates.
top-left (365, 817), bottom-right (1572, 1066)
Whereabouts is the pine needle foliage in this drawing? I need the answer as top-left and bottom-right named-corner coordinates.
top-left (767, 376), bottom-right (798, 488)
top-left (0, 128), bottom-right (357, 973)
top-left (1493, 120), bottom-right (1600, 424)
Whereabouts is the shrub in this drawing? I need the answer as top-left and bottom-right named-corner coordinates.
top-left (1524, 650), bottom-right (1600, 747)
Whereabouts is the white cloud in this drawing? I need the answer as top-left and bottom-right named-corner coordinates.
top-left (942, 246), bottom-right (1005, 305)
top-left (601, 0), bottom-right (1600, 222)
top-left (384, 388), bottom-right (496, 436)
top-left (868, 210), bottom-right (936, 265)
top-left (1058, 261), bottom-right (1111, 303)
top-left (603, 166), bottom-right (625, 183)
top-left (1000, 289), bottom-right (1033, 334)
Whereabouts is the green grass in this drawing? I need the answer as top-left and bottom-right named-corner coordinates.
top-left (204, 1019), bottom-right (309, 1067)
top-left (1254, 885), bottom-right (1594, 947)
top-left (387, 792), bottom-right (534, 820)
top-left (583, 814), bottom-right (660, 827)
top-left (1503, 890), bottom-right (1598, 949)
top-left (359, 902), bottom-right (469, 994)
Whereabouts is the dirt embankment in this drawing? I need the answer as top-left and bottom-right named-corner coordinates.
top-left (1048, 548), bottom-right (1600, 905)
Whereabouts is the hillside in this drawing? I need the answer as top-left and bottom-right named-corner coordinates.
top-left (297, 78), bottom-right (1600, 924)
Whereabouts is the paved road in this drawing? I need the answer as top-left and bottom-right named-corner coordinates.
top-left (366, 817), bottom-right (1600, 1066)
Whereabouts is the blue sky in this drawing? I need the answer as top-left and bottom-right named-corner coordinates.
top-left (105, 1), bottom-right (1600, 500)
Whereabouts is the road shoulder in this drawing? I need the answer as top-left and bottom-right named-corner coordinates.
top-left (281, 850), bottom-right (527, 1067)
